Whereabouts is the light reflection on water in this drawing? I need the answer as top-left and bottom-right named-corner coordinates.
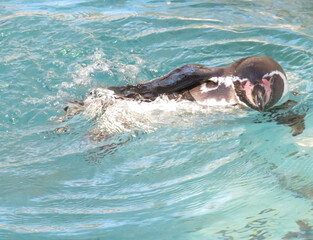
top-left (1, 0), bottom-right (313, 239)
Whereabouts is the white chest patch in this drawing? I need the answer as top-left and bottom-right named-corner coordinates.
top-left (200, 83), bottom-right (219, 93)
top-left (210, 76), bottom-right (245, 87)
top-left (197, 76), bottom-right (248, 106)
top-left (200, 76), bottom-right (247, 94)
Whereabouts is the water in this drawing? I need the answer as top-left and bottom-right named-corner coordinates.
top-left (1, 0), bottom-right (313, 239)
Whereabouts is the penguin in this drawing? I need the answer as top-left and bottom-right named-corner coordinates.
top-left (59, 56), bottom-right (306, 136)
top-left (108, 56), bottom-right (288, 112)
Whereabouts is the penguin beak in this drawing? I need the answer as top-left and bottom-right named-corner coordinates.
top-left (252, 85), bottom-right (266, 112)
top-left (254, 94), bottom-right (265, 112)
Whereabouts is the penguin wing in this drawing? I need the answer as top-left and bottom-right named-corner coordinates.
top-left (109, 64), bottom-right (224, 100)
top-left (271, 100), bottom-right (306, 136)
top-left (259, 100), bottom-right (306, 136)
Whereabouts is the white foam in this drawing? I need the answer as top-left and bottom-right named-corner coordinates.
top-left (81, 88), bottom-right (242, 134)
top-left (71, 50), bottom-right (111, 86)
top-left (199, 98), bottom-right (237, 106)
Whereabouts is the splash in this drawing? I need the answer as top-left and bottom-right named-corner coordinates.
top-left (81, 88), bottom-right (241, 134)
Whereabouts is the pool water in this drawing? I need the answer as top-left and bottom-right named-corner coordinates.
top-left (1, 0), bottom-right (313, 239)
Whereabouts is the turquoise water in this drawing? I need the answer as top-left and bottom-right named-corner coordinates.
top-left (1, 0), bottom-right (313, 239)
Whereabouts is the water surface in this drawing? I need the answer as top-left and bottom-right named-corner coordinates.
top-left (1, 0), bottom-right (313, 239)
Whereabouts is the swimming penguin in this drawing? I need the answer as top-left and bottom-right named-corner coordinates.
top-left (108, 56), bottom-right (288, 112)
top-left (60, 56), bottom-right (306, 136)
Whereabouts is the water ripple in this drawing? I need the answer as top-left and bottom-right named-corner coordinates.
top-left (1, 0), bottom-right (313, 239)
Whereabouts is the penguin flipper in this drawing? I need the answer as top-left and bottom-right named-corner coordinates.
top-left (275, 110), bottom-right (306, 136)
top-left (271, 100), bottom-right (306, 136)
top-left (108, 64), bottom-right (224, 100)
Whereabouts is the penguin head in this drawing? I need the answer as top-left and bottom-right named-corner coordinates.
top-left (233, 57), bottom-right (288, 112)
